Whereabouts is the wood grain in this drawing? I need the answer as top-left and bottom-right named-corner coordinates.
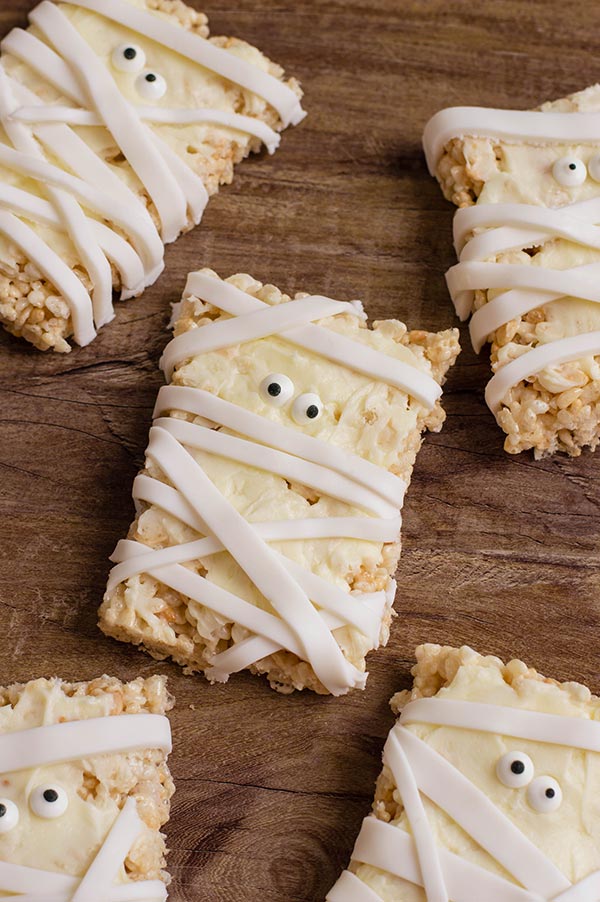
top-left (1, 0), bottom-right (599, 899)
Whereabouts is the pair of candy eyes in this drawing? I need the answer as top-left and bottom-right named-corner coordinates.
top-left (259, 374), bottom-right (323, 425)
top-left (111, 44), bottom-right (167, 101)
top-left (552, 154), bottom-right (600, 187)
top-left (496, 752), bottom-right (562, 813)
top-left (0, 785), bottom-right (68, 833)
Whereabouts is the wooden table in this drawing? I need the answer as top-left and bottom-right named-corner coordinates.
top-left (1, 0), bottom-right (599, 899)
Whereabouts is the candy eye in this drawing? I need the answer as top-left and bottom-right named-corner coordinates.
top-left (111, 43), bottom-right (146, 74)
top-left (527, 776), bottom-right (562, 813)
top-left (29, 785), bottom-right (68, 819)
top-left (0, 799), bottom-right (19, 834)
top-left (552, 155), bottom-right (587, 187)
top-left (259, 374), bottom-right (294, 408)
top-left (496, 751), bottom-right (534, 788)
top-left (589, 153), bottom-right (600, 183)
top-left (135, 71), bottom-right (167, 101)
top-left (292, 393), bottom-right (323, 425)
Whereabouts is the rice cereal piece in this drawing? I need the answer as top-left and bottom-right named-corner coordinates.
top-left (99, 268), bottom-right (459, 696)
top-left (328, 643), bottom-right (600, 901)
top-left (0, 0), bottom-right (304, 352)
top-left (424, 85), bottom-right (600, 457)
top-left (0, 672), bottom-right (174, 899)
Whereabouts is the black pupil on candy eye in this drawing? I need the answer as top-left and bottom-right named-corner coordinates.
top-left (0, 805), bottom-right (6, 817)
top-left (43, 789), bottom-right (59, 803)
top-left (267, 383), bottom-right (281, 397)
top-left (146, 73), bottom-right (157, 83)
top-left (569, 163), bottom-right (577, 170)
top-left (545, 788), bottom-right (555, 799)
top-left (511, 760), bottom-right (525, 775)
top-left (124, 47), bottom-right (136, 60)
top-left (306, 405), bottom-right (319, 419)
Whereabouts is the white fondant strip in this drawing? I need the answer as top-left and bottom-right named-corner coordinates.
top-left (0, 184), bottom-right (146, 296)
top-left (153, 418), bottom-right (397, 518)
top-left (154, 385), bottom-right (407, 507)
top-left (13, 105), bottom-right (282, 155)
top-left (2, 26), bottom-right (88, 106)
top-left (552, 871), bottom-right (600, 902)
top-left (351, 817), bottom-right (544, 902)
top-left (383, 729), bottom-right (448, 901)
top-left (0, 68), bottom-right (114, 331)
top-left (161, 295), bottom-right (363, 356)
top-left (396, 726), bottom-right (570, 897)
top-left (31, 1), bottom-right (188, 243)
top-left (110, 537), bottom-right (384, 641)
top-left (205, 591), bottom-right (385, 682)
top-left (162, 272), bottom-right (441, 407)
top-left (454, 201), bottom-right (600, 257)
top-left (447, 260), bottom-right (600, 319)
top-left (401, 698), bottom-right (600, 753)
top-left (72, 798), bottom-right (167, 902)
top-left (3, 25), bottom-right (282, 157)
top-left (4, 809), bottom-right (168, 901)
top-left (148, 129), bottom-right (209, 226)
top-left (147, 425), bottom-right (362, 694)
top-left (0, 861), bottom-right (76, 896)
top-left (6, 73), bottom-right (165, 275)
top-left (0, 714), bottom-right (171, 774)
top-left (132, 471), bottom-right (400, 543)
top-left (486, 330), bottom-right (600, 413)
top-left (12, 886), bottom-right (167, 902)
top-left (132, 473), bottom-right (399, 546)
top-left (0, 210), bottom-right (96, 345)
top-left (423, 105), bottom-right (600, 174)
top-left (326, 870), bottom-right (385, 902)
top-left (0, 142), bottom-right (163, 274)
top-left (469, 287), bottom-right (554, 354)
top-left (59, 0), bottom-right (305, 127)
top-left (141, 558), bottom-right (358, 678)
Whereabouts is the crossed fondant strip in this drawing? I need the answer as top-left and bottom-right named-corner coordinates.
top-left (0, 713), bottom-right (171, 900)
top-left (328, 697), bottom-right (600, 901)
top-left (423, 105), bottom-right (600, 419)
top-left (108, 272), bottom-right (441, 695)
top-left (0, 0), bottom-right (304, 345)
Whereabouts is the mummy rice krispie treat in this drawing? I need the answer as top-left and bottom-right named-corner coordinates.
top-left (424, 87), bottom-right (600, 457)
top-left (328, 644), bottom-right (600, 902)
top-left (0, 672), bottom-right (173, 900)
top-left (0, 0), bottom-right (304, 352)
top-left (99, 270), bottom-right (460, 696)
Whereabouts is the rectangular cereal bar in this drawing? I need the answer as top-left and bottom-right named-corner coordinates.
top-left (99, 269), bottom-right (459, 695)
top-left (328, 644), bottom-right (600, 900)
top-left (424, 86), bottom-right (600, 457)
top-left (0, 672), bottom-right (174, 899)
top-left (0, 0), bottom-right (303, 351)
